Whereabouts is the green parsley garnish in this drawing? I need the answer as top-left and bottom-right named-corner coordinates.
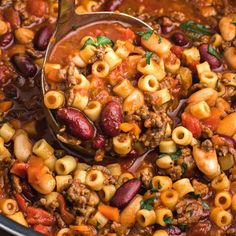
top-left (96, 221), bottom-right (101, 230)
top-left (81, 36), bottom-right (114, 50)
top-left (202, 201), bottom-right (210, 209)
top-left (140, 197), bottom-right (156, 210)
top-left (180, 20), bottom-right (212, 38)
top-left (231, 21), bottom-right (236, 26)
top-left (181, 162), bottom-right (188, 174)
top-left (136, 29), bottom-right (154, 40)
top-left (145, 51), bottom-right (153, 65)
top-left (150, 181), bottom-right (162, 193)
top-left (170, 149), bottom-right (182, 161)
top-left (207, 44), bottom-right (221, 60)
top-left (164, 216), bottom-right (173, 225)
top-left (188, 192), bottom-right (200, 199)
top-left (178, 224), bottom-right (187, 231)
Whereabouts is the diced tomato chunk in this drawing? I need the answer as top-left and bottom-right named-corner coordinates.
top-left (201, 107), bottom-right (221, 131)
top-left (171, 45), bottom-right (183, 59)
top-left (26, 207), bottom-right (55, 226)
top-left (10, 162), bottom-right (29, 178)
top-left (33, 224), bottom-right (50, 236)
top-left (182, 112), bottom-right (202, 138)
top-left (15, 194), bottom-right (28, 213)
top-left (26, 0), bottom-right (47, 17)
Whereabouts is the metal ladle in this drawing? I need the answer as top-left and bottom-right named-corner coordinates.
top-left (41, 0), bottom-right (153, 158)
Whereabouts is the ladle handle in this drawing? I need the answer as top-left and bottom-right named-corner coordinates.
top-left (58, 0), bottom-right (75, 25)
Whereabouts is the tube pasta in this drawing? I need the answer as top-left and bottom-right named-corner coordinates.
top-left (7, 212), bottom-right (28, 227)
top-left (85, 169), bottom-right (105, 191)
top-left (74, 73), bottom-right (90, 90)
top-left (210, 207), bottom-right (232, 227)
top-left (172, 126), bottom-right (193, 145)
top-left (113, 79), bottom-right (134, 98)
top-left (44, 155), bottom-right (57, 171)
top-left (118, 172), bottom-right (134, 185)
top-left (153, 230), bottom-right (168, 236)
top-left (55, 155), bottom-right (77, 175)
top-left (173, 178), bottom-right (194, 198)
top-left (56, 228), bottom-right (71, 236)
top-left (138, 75), bottom-right (159, 92)
top-left (155, 207), bottom-right (173, 226)
top-left (159, 140), bottom-right (177, 153)
top-left (156, 155), bottom-right (174, 169)
top-left (44, 91), bottom-right (65, 109)
top-left (99, 185), bottom-right (116, 202)
top-left (183, 47), bottom-right (200, 65)
top-left (214, 191), bottom-right (231, 209)
top-left (0, 199), bottom-right (18, 215)
top-left (89, 211), bottom-right (108, 228)
top-left (79, 44), bottom-right (96, 64)
top-left (211, 173), bottom-right (230, 191)
top-left (196, 61), bottom-right (211, 76)
top-left (92, 60), bottom-right (110, 78)
top-left (0, 123), bottom-right (15, 142)
top-left (200, 71), bottom-right (218, 88)
top-left (56, 175), bottom-right (72, 192)
top-left (123, 89), bottom-right (144, 114)
top-left (115, 40), bottom-right (134, 59)
top-left (153, 88), bottom-right (171, 106)
top-left (165, 54), bottom-right (181, 74)
top-left (113, 134), bottom-right (132, 155)
top-left (33, 139), bottom-right (54, 160)
top-left (74, 169), bottom-right (87, 183)
top-left (104, 48), bottom-right (122, 70)
top-left (160, 189), bottom-right (179, 210)
top-left (106, 163), bottom-right (122, 176)
top-left (0, 137), bottom-right (11, 160)
top-left (13, 129), bottom-right (32, 162)
top-left (189, 101), bottom-right (211, 119)
top-left (84, 1), bottom-right (99, 12)
top-left (137, 58), bottom-right (166, 81)
top-left (84, 101), bottom-right (102, 121)
top-left (44, 192), bottom-right (59, 208)
top-left (232, 194), bottom-right (236, 211)
top-left (151, 176), bottom-right (172, 192)
top-left (71, 90), bottom-right (89, 111)
top-left (137, 209), bottom-right (156, 227)
top-left (141, 33), bottom-right (171, 58)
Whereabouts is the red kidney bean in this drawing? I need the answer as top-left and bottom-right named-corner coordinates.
top-left (103, 0), bottom-right (124, 11)
top-left (92, 133), bottom-right (105, 149)
top-left (26, 0), bottom-right (47, 17)
top-left (199, 44), bottom-right (221, 69)
top-left (0, 65), bottom-right (13, 86)
top-left (100, 101), bottom-right (123, 137)
top-left (158, 16), bottom-right (175, 34)
top-left (126, 149), bottom-right (139, 159)
top-left (4, 8), bottom-right (21, 29)
top-left (171, 32), bottom-right (189, 47)
top-left (57, 108), bottom-right (95, 141)
top-left (11, 54), bottom-right (37, 78)
top-left (0, 32), bottom-right (14, 49)
top-left (110, 178), bottom-right (141, 209)
top-left (34, 25), bottom-right (54, 51)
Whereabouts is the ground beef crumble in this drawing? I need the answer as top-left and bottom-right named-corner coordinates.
top-left (176, 199), bottom-right (204, 224)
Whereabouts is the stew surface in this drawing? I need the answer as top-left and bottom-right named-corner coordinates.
top-left (0, 0), bottom-right (236, 236)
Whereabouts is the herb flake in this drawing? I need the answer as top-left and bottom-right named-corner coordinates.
top-left (136, 29), bottom-right (154, 40)
top-left (207, 44), bottom-right (221, 60)
top-left (81, 36), bottom-right (114, 50)
top-left (164, 216), bottom-right (173, 225)
top-left (145, 51), bottom-right (153, 65)
top-left (140, 197), bottom-right (156, 210)
top-left (231, 21), bottom-right (236, 26)
top-left (188, 192), bottom-right (200, 199)
top-left (202, 201), bottom-right (210, 209)
top-left (181, 162), bottom-right (187, 174)
top-left (170, 149), bottom-right (182, 161)
top-left (180, 20), bottom-right (212, 37)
